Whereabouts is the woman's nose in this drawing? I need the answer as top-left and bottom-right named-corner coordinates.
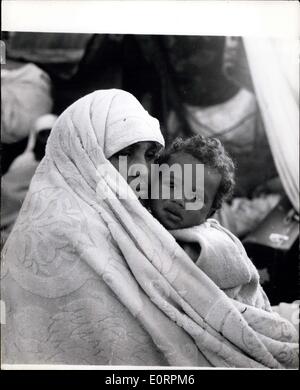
top-left (128, 158), bottom-right (150, 187)
top-left (130, 155), bottom-right (148, 176)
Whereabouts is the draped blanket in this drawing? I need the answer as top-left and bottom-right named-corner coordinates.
top-left (170, 220), bottom-right (272, 309)
top-left (1, 90), bottom-right (298, 368)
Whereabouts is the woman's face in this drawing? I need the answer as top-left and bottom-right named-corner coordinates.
top-left (108, 141), bottom-right (162, 204)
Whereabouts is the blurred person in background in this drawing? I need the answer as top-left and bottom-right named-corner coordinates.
top-left (1, 114), bottom-right (57, 246)
top-left (1, 61), bottom-right (53, 174)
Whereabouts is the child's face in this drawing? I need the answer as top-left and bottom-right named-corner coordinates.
top-left (150, 152), bottom-right (221, 230)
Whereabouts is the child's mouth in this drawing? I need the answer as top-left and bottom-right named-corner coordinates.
top-left (164, 206), bottom-right (182, 222)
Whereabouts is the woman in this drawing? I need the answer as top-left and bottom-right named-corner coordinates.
top-left (1, 90), bottom-right (298, 367)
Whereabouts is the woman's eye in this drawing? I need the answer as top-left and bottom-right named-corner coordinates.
top-left (115, 148), bottom-right (133, 157)
top-left (120, 152), bottom-right (131, 157)
top-left (146, 151), bottom-right (157, 160)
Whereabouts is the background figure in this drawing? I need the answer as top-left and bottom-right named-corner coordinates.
top-left (120, 35), bottom-right (281, 237)
top-left (1, 114), bottom-right (57, 246)
top-left (1, 62), bottom-right (53, 174)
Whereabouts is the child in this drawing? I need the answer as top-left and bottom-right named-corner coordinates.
top-left (150, 135), bottom-right (271, 310)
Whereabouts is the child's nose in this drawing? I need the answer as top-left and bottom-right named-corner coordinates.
top-left (171, 198), bottom-right (185, 208)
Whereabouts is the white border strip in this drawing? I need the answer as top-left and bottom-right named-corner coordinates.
top-left (2, 0), bottom-right (300, 37)
top-left (2, 364), bottom-right (269, 370)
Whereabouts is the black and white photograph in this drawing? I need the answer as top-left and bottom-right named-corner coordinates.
top-left (0, 0), bottom-right (299, 372)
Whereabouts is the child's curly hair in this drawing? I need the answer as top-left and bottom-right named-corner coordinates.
top-left (157, 135), bottom-right (235, 214)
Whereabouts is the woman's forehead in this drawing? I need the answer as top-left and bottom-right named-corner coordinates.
top-left (126, 141), bottom-right (162, 151)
